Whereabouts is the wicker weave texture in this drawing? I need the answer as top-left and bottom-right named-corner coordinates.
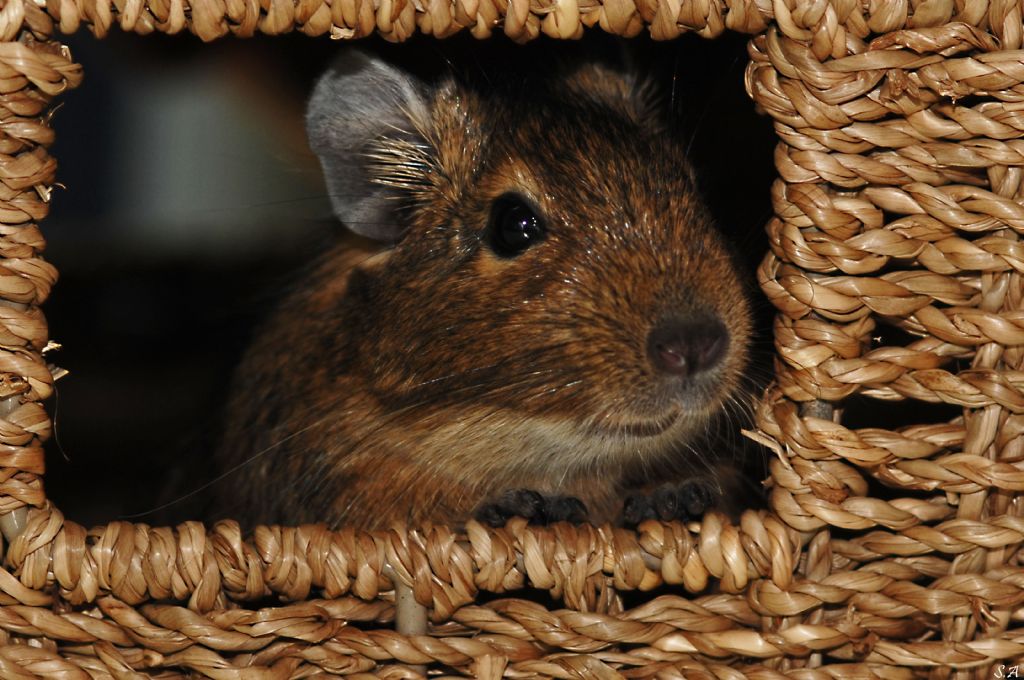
top-left (41, 0), bottom-right (773, 41)
top-left (0, 0), bottom-right (1022, 677)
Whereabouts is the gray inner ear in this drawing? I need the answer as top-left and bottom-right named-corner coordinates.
top-left (306, 51), bottom-right (430, 242)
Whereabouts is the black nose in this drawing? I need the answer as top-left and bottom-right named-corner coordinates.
top-left (646, 319), bottom-right (729, 378)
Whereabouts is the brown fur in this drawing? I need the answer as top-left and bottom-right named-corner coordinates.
top-left (217, 61), bottom-right (752, 529)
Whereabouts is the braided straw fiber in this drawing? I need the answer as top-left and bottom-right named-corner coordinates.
top-left (0, 0), bottom-right (1023, 677)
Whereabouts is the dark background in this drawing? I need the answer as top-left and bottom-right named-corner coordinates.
top-left (43, 30), bottom-right (777, 527)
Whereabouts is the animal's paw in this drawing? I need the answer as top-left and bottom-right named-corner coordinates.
top-left (622, 479), bottom-right (718, 526)
top-left (475, 489), bottom-right (588, 526)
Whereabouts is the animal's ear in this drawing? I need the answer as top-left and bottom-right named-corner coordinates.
top-left (306, 51), bottom-right (432, 242)
top-left (561, 60), bottom-right (664, 130)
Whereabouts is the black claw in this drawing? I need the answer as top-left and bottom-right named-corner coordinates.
top-left (678, 479), bottom-right (715, 517)
top-left (651, 486), bottom-right (679, 521)
top-left (475, 489), bottom-right (588, 526)
top-left (622, 493), bottom-right (651, 526)
top-left (621, 479), bottom-right (719, 526)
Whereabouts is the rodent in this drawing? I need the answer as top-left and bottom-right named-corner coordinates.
top-left (216, 47), bottom-right (753, 530)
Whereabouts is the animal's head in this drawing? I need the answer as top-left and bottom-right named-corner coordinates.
top-left (306, 50), bottom-right (751, 468)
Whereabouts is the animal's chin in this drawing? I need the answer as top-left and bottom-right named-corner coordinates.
top-left (585, 408), bottom-right (682, 439)
top-left (582, 389), bottom-right (727, 444)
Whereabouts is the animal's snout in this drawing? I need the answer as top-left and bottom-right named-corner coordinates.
top-left (646, 318), bottom-right (729, 378)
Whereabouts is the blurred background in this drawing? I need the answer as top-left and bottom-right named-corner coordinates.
top-left (43, 30), bottom-right (776, 527)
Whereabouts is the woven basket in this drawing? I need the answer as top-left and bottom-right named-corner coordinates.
top-left (2, 0), bottom-right (1023, 677)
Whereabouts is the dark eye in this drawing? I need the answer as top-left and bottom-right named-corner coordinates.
top-left (487, 194), bottom-right (546, 258)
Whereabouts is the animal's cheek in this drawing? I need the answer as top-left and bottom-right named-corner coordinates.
top-left (471, 253), bottom-right (512, 280)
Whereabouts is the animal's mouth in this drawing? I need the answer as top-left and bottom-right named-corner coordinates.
top-left (586, 407), bottom-right (682, 439)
